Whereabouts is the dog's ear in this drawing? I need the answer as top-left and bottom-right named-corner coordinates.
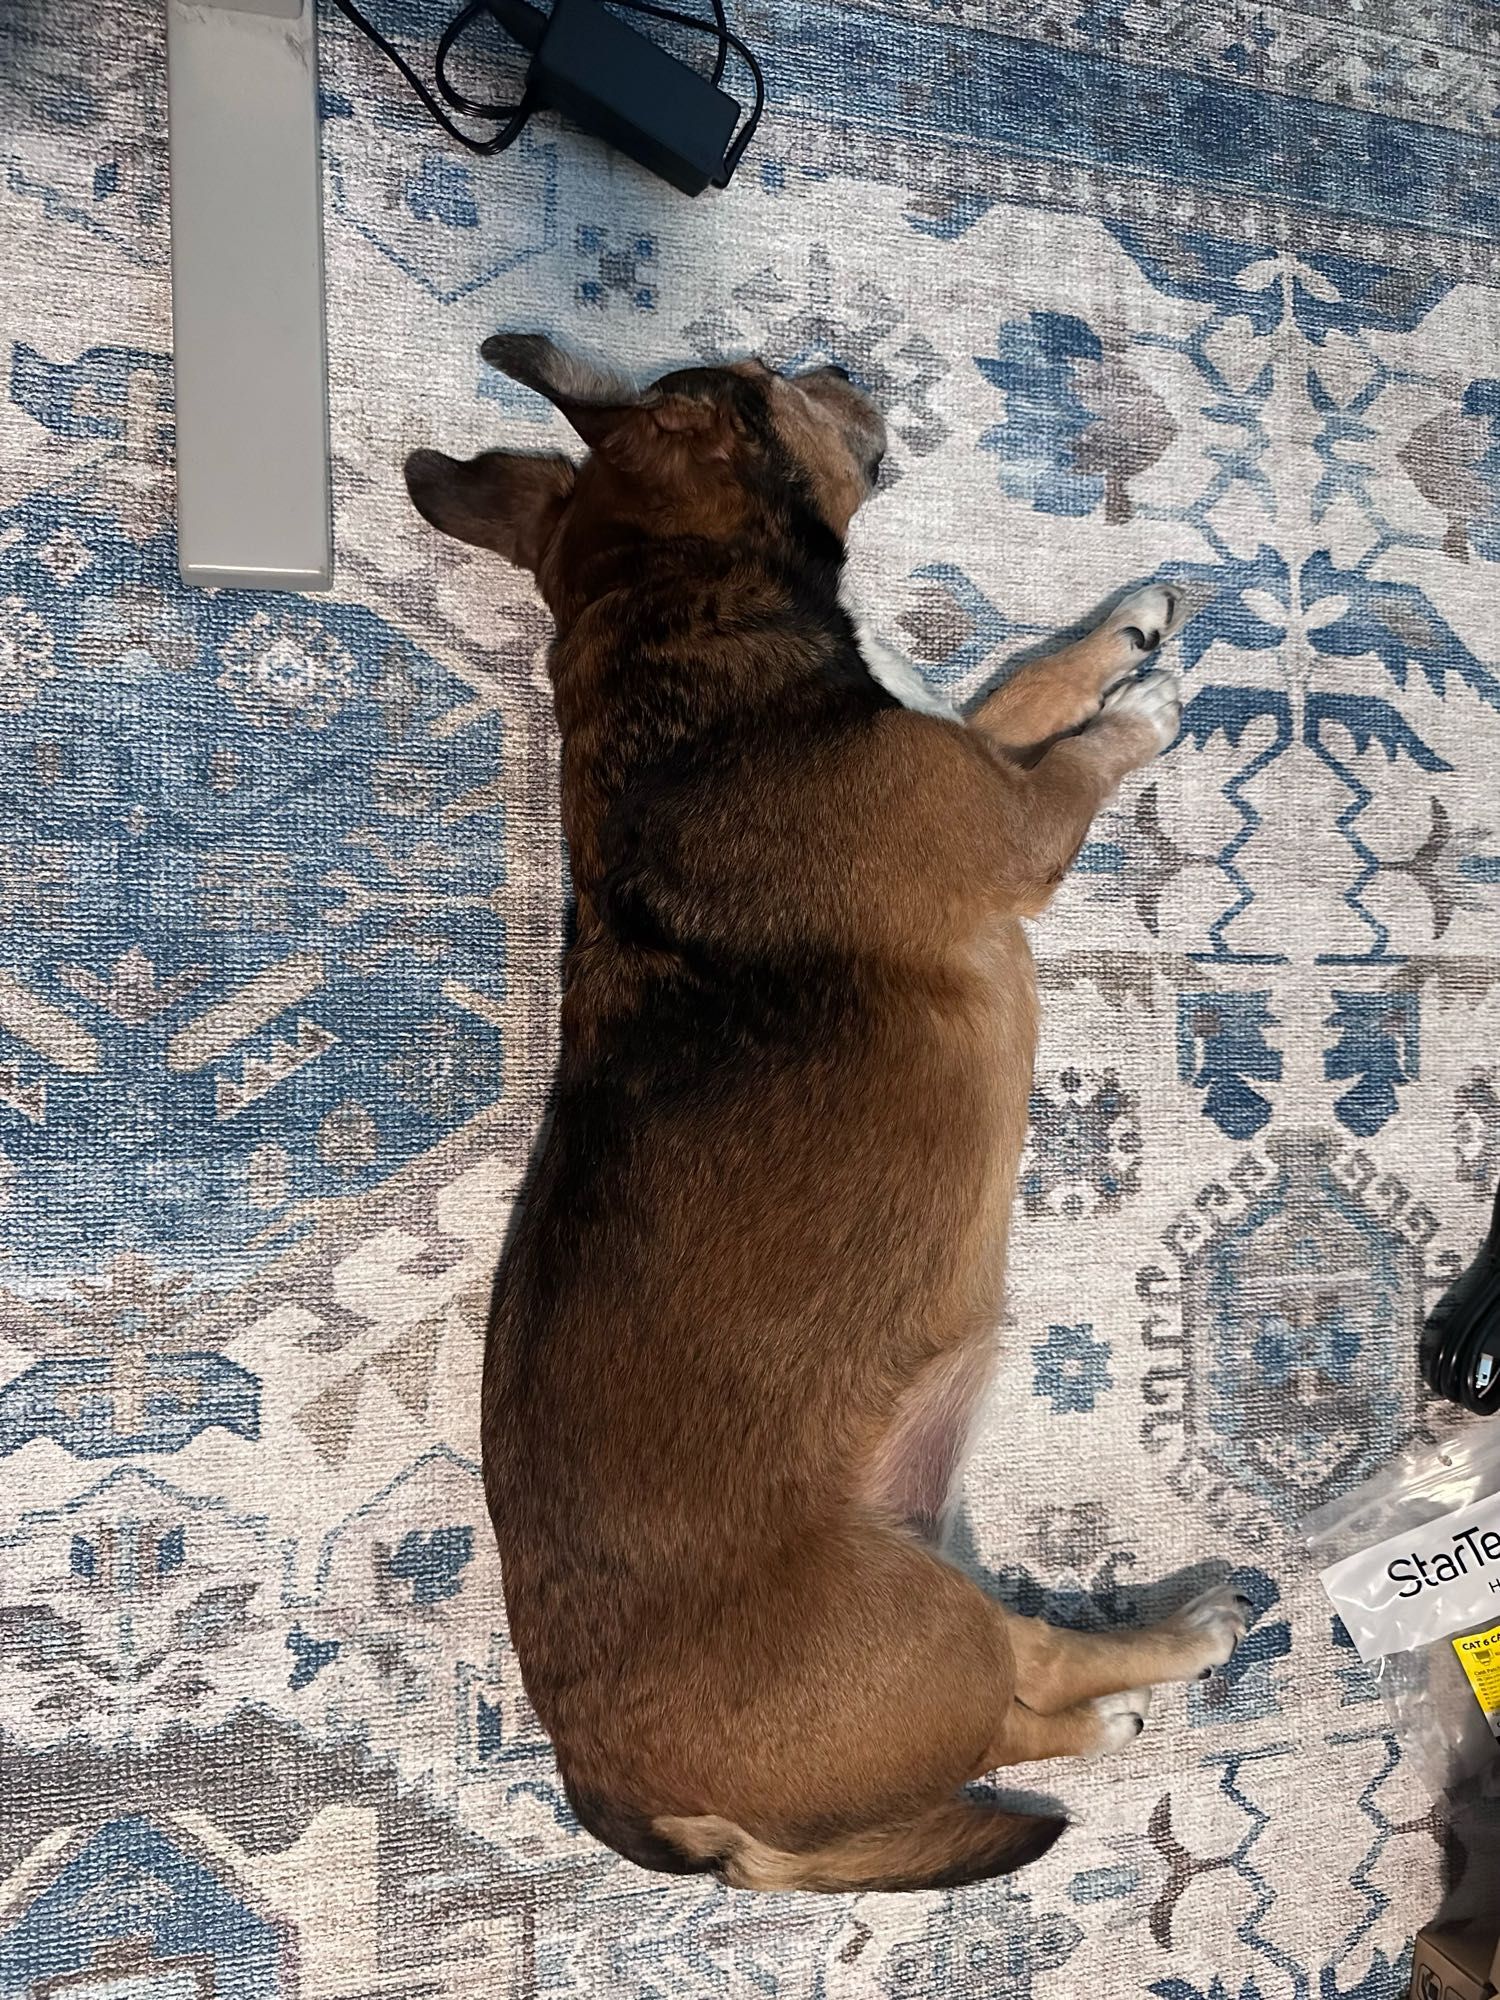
top-left (404, 448), bottom-right (575, 573)
top-left (480, 333), bottom-right (640, 453)
top-left (479, 332), bottom-right (733, 463)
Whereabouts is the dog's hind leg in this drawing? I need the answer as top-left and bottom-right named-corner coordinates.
top-left (988, 1684), bottom-right (1156, 1764)
top-left (999, 1584), bottom-right (1256, 1712)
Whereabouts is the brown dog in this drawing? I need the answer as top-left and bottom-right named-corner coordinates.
top-left (406, 338), bottom-right (1252, 1895)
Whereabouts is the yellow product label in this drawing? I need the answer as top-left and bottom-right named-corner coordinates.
top-left (1452, 1622), bottom-right (1500, 1740)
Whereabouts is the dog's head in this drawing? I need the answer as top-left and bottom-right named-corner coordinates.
top-left (405, 336), bottom-right (887, 614)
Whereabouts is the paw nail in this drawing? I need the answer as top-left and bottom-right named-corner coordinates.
top-left (1198, 1666), bottom-right (1214, 1681)
top-left (1132, 1715), bottom-right (1145, 1734)
top-left (1120, 624), bottom-right (1147, 650)
top-left (1234, 1594), bottom-right (1253, 1611)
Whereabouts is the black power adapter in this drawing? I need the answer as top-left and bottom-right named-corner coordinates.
top-left (331, 0), bottom-right (764, 195)
top-left (489, 0), bottom-right (741, 194)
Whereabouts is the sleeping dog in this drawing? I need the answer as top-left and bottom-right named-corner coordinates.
top-left (406, 340), bottom-right (1252, 1895)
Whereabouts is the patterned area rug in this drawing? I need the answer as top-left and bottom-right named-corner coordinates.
top-left (5, 0), bottom-right (1500, 1991)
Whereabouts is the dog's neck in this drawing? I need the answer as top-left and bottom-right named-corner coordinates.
top-left (543, 514), bottom-right (886, 914)
top-left (541, 474), bottom-right (847, 631)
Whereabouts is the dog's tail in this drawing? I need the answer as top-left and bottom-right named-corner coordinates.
top-left (652, 1797), bottom-right (1066, 1894)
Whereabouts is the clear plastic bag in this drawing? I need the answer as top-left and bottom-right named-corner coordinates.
top-left (1304, 1426), bottom-right (1500, 1797)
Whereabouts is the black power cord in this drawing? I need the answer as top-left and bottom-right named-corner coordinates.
top-left (328, 0), bottom-right (764, 191)
top-left (1421, 1178), bottom-right (1500, 1415)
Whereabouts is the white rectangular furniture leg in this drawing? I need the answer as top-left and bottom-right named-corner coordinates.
top-left (166, 0), bottom-right (333, 591)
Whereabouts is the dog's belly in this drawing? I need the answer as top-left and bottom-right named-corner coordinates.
top-left (861, 1335), bottom-right (998, 1538)
top-left (857, 927), bottom-right (1037, 1538)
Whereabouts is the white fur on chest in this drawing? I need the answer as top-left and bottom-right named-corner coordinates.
top-left (838, 578), bottom-right (960, 720)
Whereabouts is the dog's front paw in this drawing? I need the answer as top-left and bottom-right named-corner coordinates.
top-left (1096, 664), bottom-right (1182, 756)
top-left (1089, 1686), bottom-right (1153, 1755)
top-left (1167, 1583), bottom-right (1255, 1679)
top-left (1104, 583), bottom-right (1185, 665)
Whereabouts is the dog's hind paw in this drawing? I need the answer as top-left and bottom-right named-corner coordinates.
top-left (1089, 1686), bottom-right (1153, 1754)
top-left (1168, 1582), bottom-right (1256, 1678)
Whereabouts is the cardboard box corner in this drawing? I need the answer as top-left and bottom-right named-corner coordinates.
top-left (1411, 1920), bottom-right (1500, 2000)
